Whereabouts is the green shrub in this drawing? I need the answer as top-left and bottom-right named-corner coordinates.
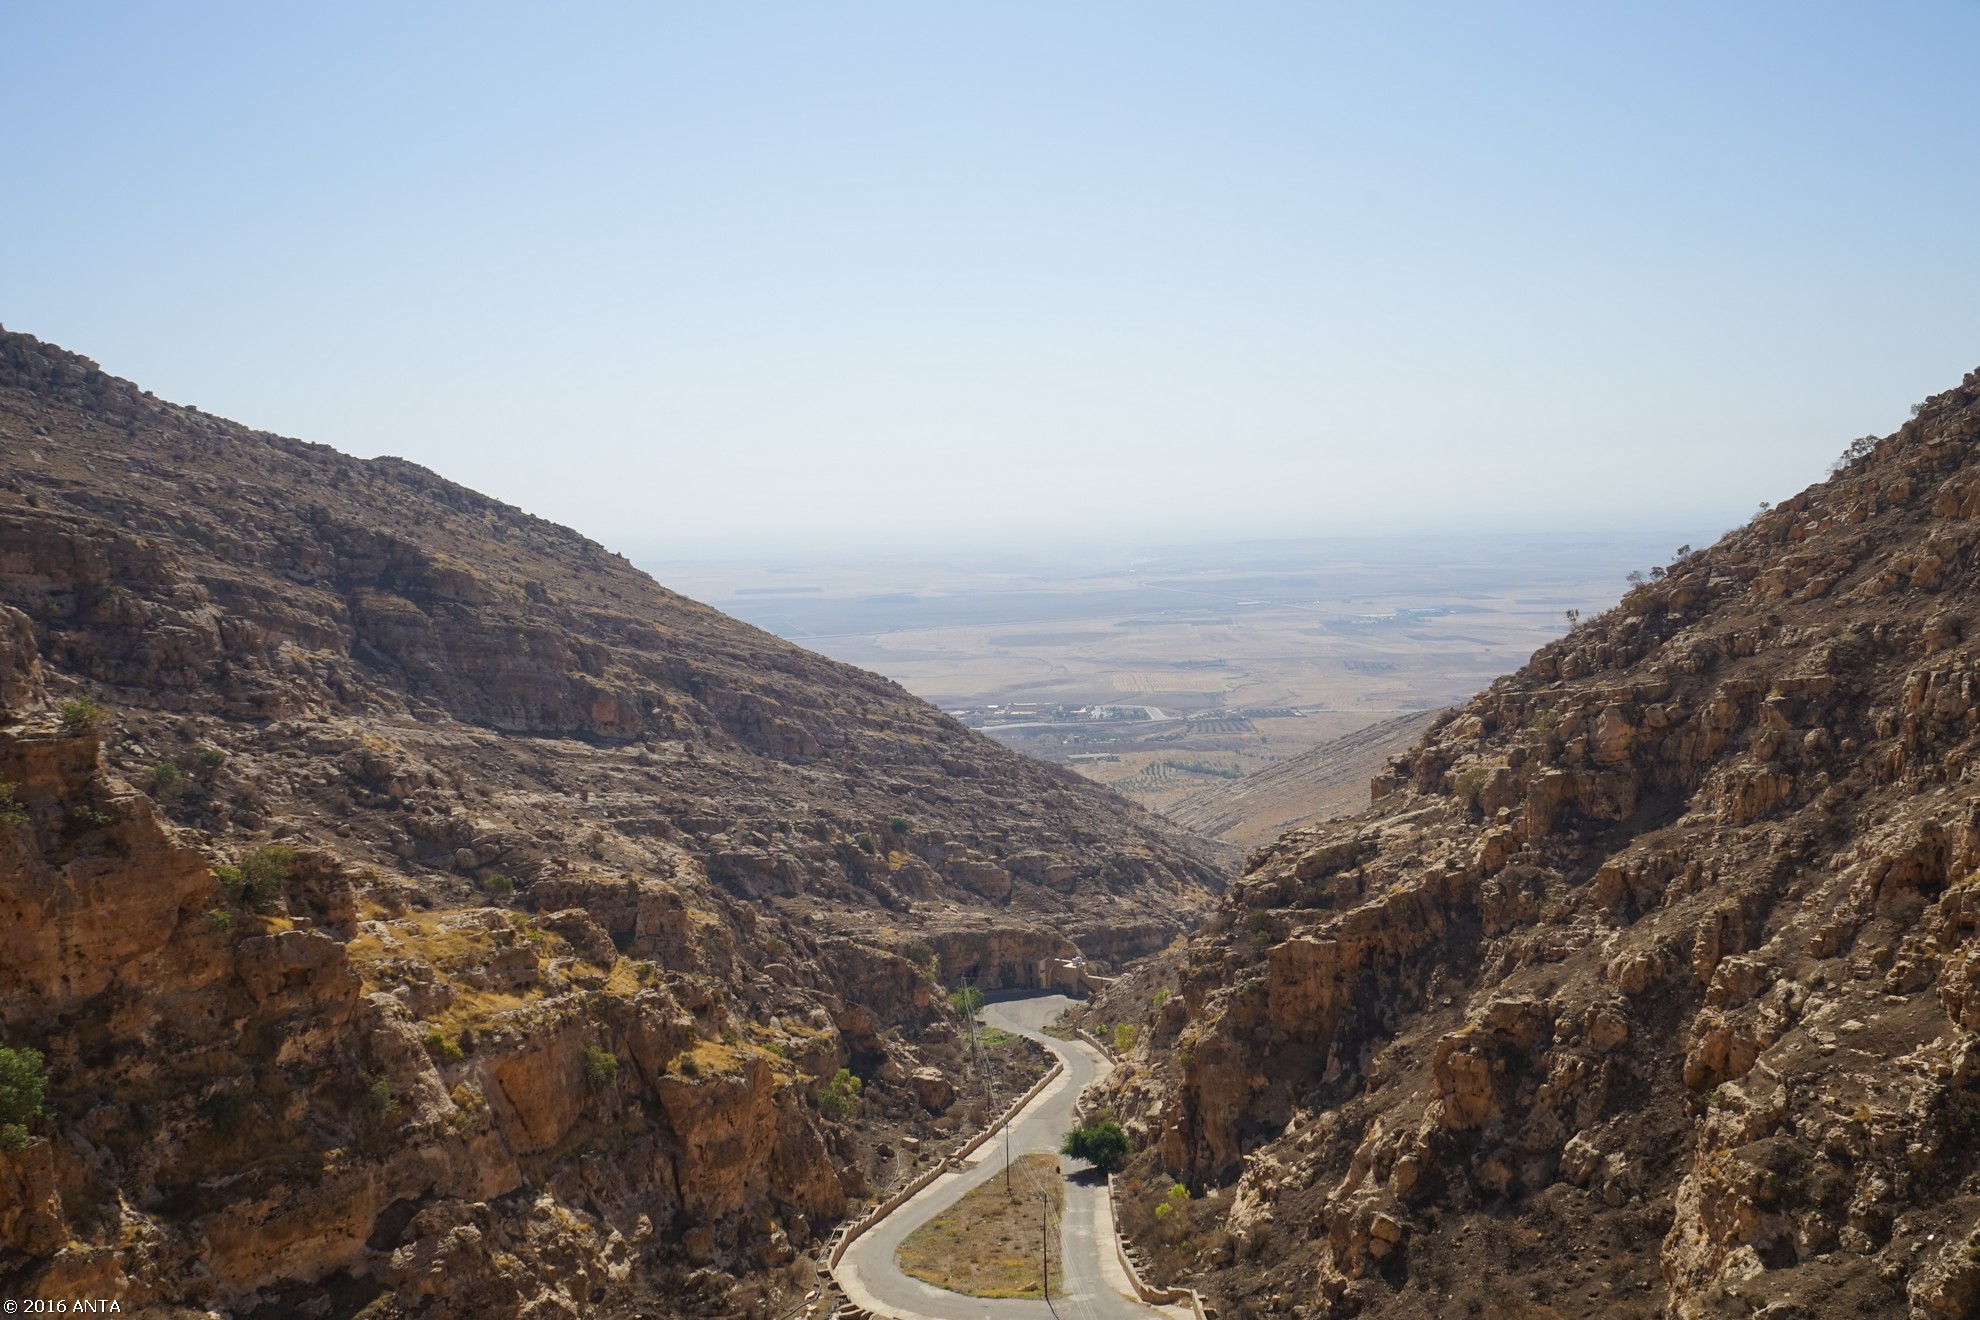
top-left (149, 762), bottom-right (182, 797)
top-left (64, 805), bottom-right (118, 835)
top-left (215, 844), bottom-right (297, 910)
top-left (424, 1031), bottom-right (464, 1065)
top-left (1152, 986), bottom-right (1170, 1010)
top-left (58, 699), bottom-right (104, 732)
top-left (889, 817), bottom-right (910, 833)
top-left (0, 781), bottom-right (26, 829)
top-left (197, 748), bottom-right (227, 770)
top-left (855, 832), bottom-right (876, 854)
top-left (948, 986), bottom-right (985, 1019)
top-left (207, 909), bottom-right (232, 932)
top-left (1112, 1023), bottom-right (1139, 1053)
top-left (482, 872), bottom-right (514, 896)
top-left (817, 1067), bottom-right (861, 1122)
top-left (1061, 1120), bottom-right (1131, 1173)
top-left (901, 938), bottom-right (935, 969)
top-left (584, 1047), bottom-right (619, 1090)
top-left (365, 1078), bottom-right (394, 1118)
top-left (0, 1048), bottom-right (47, 1131)
top-left (0, 1123), bottom-right (29, 1151)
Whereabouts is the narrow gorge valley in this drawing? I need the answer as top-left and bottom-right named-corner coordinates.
top-left (12, 326), bottom-right (1980, 1320)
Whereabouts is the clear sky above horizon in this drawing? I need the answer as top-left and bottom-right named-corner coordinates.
top-left (4, 3), bottom-right (1979, 559)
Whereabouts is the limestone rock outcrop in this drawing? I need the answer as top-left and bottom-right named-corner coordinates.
top-left (0, 327), bottom-right (1225, 1316)
top-left (1089, 366), bottom-right (1980, 1318)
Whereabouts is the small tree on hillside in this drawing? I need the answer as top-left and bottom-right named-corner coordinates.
top-left (948, 986), bottom-right (985, 1019)
top-left (215, 844), bottom-right (298, 911)
top-left (817, 1067), bottom-right (862, 1122)
top-left (0, 1046), bottom-right (48, 1150)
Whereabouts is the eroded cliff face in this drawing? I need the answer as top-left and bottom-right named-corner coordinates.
top-left (0, 328), bottom-right (1223, 1316)
top-left (1091, 373), bottom-right (1980, 1319)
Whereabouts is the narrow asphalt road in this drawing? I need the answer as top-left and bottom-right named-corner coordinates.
top-left (835, 994), bottom-right (1184, 1320)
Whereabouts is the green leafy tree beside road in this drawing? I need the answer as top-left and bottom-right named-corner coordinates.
top-left (1061, 1119), bottom-right (1130, 1173)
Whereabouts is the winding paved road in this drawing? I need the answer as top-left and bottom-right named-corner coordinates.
top-left (835, 995), bottom-right (1186, 1320)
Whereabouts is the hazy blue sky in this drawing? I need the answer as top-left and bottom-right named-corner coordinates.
top-left (5, 3), bottom-right (1978, 557)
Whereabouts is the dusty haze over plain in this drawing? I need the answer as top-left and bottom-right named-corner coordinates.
top-left (5, 3), bottom-right (1980, 557)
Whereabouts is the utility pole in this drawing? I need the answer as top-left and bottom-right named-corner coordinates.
top-left (959, 975), bottom-right (1013, 1197)
top-left (1002, 1089), bottom-right (1013, 1197)
top-left (1041, 1193), bottom-right (1050, 1303)
top-left (960, 974), bottom-right (986, 1095)
top-left (981, 993), bottom-right (1010, 1197)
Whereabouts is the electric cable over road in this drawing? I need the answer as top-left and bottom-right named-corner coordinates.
top-left (833, 994), bottom-right (1189, 1320)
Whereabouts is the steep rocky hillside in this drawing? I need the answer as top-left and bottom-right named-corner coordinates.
top-left (1088, 371), bottom-right (1980, 1319)
top-left (0, 327), bottom-right (1226, 1316)
top-left (1169, 711), bottom-right (1439, 848)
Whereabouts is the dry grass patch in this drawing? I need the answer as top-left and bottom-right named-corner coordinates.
top-left (896, 1152), bottom-right (1064, 1299)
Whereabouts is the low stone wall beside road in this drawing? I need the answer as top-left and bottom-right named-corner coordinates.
top-left (1105, 1175), bottom-right (1215, 1320)
top-left (826, 1058), bottom-right (1065, 1275)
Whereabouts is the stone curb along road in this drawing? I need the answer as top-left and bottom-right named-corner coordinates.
top-left (830, 994), bottom-right (1194, 1320)
top-left (826, 1060), bottom-right (1066, 1276)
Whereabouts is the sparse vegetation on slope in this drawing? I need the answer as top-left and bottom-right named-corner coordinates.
top-left (0, 327), bottom-right (1228, 1316)
top-left (1089, 368), bottom-right (1980, 1319)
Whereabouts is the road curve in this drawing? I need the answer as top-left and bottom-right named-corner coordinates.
top-left (834, 994), bottom-right (1184, 1320)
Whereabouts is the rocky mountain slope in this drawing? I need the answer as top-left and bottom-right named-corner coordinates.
top-left (0, 327), bottom-right (1227, 1317)
top-left (1168, 712), bottom-right (1439, 849)
top-left (1086, 373), bottom-right (1980, 1318)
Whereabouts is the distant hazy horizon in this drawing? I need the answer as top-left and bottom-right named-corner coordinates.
top-left (649, 525), bottom-right (1722, 642)
top-left (8, 3), bottom-right (1979, 557)
top-left (649, 527), bottom-right (1711, 812)
top-left (636, 521), bottom-right (1743, 575)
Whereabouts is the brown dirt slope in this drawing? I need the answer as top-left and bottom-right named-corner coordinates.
top-left (1167, 711), bottom-right (1440, 848)
top-left (0, 326), bottom-right (1228, 1317)
top-left (1086, 372), bottom-right (1980, 1319)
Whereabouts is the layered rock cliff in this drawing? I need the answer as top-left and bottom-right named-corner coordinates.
top-left (0, 327), bottom-right (1225, 1316)
top-left (1091, 373), bottom-right (1980, 1318)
